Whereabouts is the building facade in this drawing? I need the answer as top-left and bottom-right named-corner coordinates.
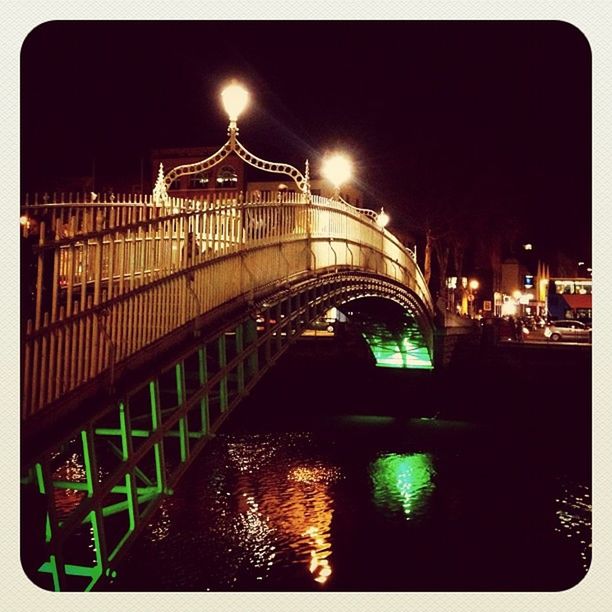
top-left (495, 257), bottom-right (550, 318)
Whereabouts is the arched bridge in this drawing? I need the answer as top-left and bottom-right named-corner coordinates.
top-left (20, 189), bottom-right (434, 591)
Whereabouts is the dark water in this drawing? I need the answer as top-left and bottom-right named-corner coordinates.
top-left (105, 336), bottom-right (591, 592)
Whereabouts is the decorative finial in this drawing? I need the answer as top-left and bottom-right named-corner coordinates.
top-left (153, 162), bottom-right (169, 205)
top-left (304, 159), bottom-right (311, 195)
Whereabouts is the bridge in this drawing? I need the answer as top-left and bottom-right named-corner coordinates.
top-left (20, 83), bottom-right (435, 591)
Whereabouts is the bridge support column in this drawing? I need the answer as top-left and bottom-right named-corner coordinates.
top-left (244, 318), bottom-right (259, 384)
top-left (149, 380), bottom-right (168, 495)
top-left (175, 362), bottom-right (189, 463)
top-left (197, 347), bottom-right (210, 436)
top-left (273, 303), bottom-right (282, 355)
top-left (218, 335), bottom-right (228, 413)
top-left (235, 325), bottom-right (245, 394)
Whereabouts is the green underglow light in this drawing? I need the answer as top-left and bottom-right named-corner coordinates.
top-left (118, 402), bottom-right (129, 461)
top-left (149, 380), bottom-right (165, 493)
top-left (45, 513), bottom-right (51, 543)
top-left (149, 381), bottom-right (159, 429)
top-left (49, 554), bottom-right (60, 592)
top-left (126, 474), bottom-right (136, 532)
top-left (370, 453), bottom-right (436, 519)
top-left (34, 463), bottom-right (45, 494)
top-left (81, 431), bottom-right (94, 497)
top-left (362, 330), bottom-right (433, 370)
top-left (176, 360), bottom-right (188, 462)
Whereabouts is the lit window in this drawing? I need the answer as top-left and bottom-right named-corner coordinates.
top-left (216, 166), bottom-right (238, 188)
top-left (189, 171), bottom-right (210, 188)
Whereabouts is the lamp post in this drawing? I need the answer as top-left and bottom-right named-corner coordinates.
top-left (468, 279), bottom-right (479, 318)
top-left (373, 207), bottom-right (390, 274)
top-left (376, 208), bottom-right (390, 229)
top-left (512, 289), bottom-right (522, 318)
top-left (155, 80), bottom-right (311, 201)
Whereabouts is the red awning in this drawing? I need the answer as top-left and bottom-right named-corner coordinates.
top-left (562, 294), bottom-right (592, 309)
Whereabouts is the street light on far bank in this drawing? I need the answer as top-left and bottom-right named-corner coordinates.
top-left (468, 279), bottom-right (479, 317)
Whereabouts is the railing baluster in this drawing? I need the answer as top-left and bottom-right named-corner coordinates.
top-left (38, 312), bottom-right (49, 409)
top-left (52, 307), bottom-right (65, 402)
top-left (83, 295), bottom-right (93, 383)
top-left (115, 296), bottom-right (124, 363)
top-left (69, 300), bottom-right (78, 390)
top-left (61, 304), bottom-right (71, 397)
top-left (22, 320), bottom-right (33, 419)
top-left (34, 220), bottom-right (45, 331)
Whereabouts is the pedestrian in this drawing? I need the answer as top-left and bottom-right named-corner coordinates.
top-left (514, 317), bottom-right (524, 342)
top-left (183, 231), bottom-right (196, 282)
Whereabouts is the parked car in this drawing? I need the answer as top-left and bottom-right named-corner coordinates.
top-left (544, 320), bottom-right (592, 342)
top-left (523, 315), bottom-right (547, 331)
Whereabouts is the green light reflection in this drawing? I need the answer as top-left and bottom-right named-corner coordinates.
top-left (370, 453), bottom-right (436, 519)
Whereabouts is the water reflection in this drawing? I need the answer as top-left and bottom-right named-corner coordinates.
top-left (285, 463), bottom-right (341, 584)
top-left (370, 453), bottom-right (436, 519)
top-left (554, 478), bottom-right (591, 572)
top-left (52, 451), bottom-right (87, 518)
top-left (148, 499), bottom-right (172, 542)
top-left (208, 434), bottom-right (341, 586)
top-left (106, 432), bottom-right (590, 592)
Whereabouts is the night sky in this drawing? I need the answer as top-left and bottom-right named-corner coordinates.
top-left (20, 20), bottom-right (591, 263)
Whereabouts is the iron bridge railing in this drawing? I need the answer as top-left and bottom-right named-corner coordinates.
top-left (20, 190), bottom-right (432, 420)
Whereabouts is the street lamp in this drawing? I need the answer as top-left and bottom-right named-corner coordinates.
top-left (468, 279), bottom-right (479, 317)
top-left (221, 82), bottom-right (250, 131)
top-left (156, 80), bottom-right (311, 199)
top-left (376, 207), bottom-right (390, 228)
top-left (321, 153), bottom-right (352, 198)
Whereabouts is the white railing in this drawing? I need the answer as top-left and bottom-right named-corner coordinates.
top-left (20, 191), bottom-right (432, 419)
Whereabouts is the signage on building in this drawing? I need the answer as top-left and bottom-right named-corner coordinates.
top-left (483, 300), bottom-right (492, 311)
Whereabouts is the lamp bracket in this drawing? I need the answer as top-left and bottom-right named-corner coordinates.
top-left (163, 140), bottom-right (233, 192)
top-left (161, 129), bottom-right (309, 195)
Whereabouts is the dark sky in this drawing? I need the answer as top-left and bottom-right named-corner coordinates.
top-left (21, 20), bottom-right (591, 261)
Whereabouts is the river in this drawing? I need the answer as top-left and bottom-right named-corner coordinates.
top-left (103, 334), bottom-right (591, 592)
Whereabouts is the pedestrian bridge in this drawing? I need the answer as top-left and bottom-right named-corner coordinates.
top-left (20, 188), bottom-right (435, 591)
top-left (20, 77), bottom-right (438, 589)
